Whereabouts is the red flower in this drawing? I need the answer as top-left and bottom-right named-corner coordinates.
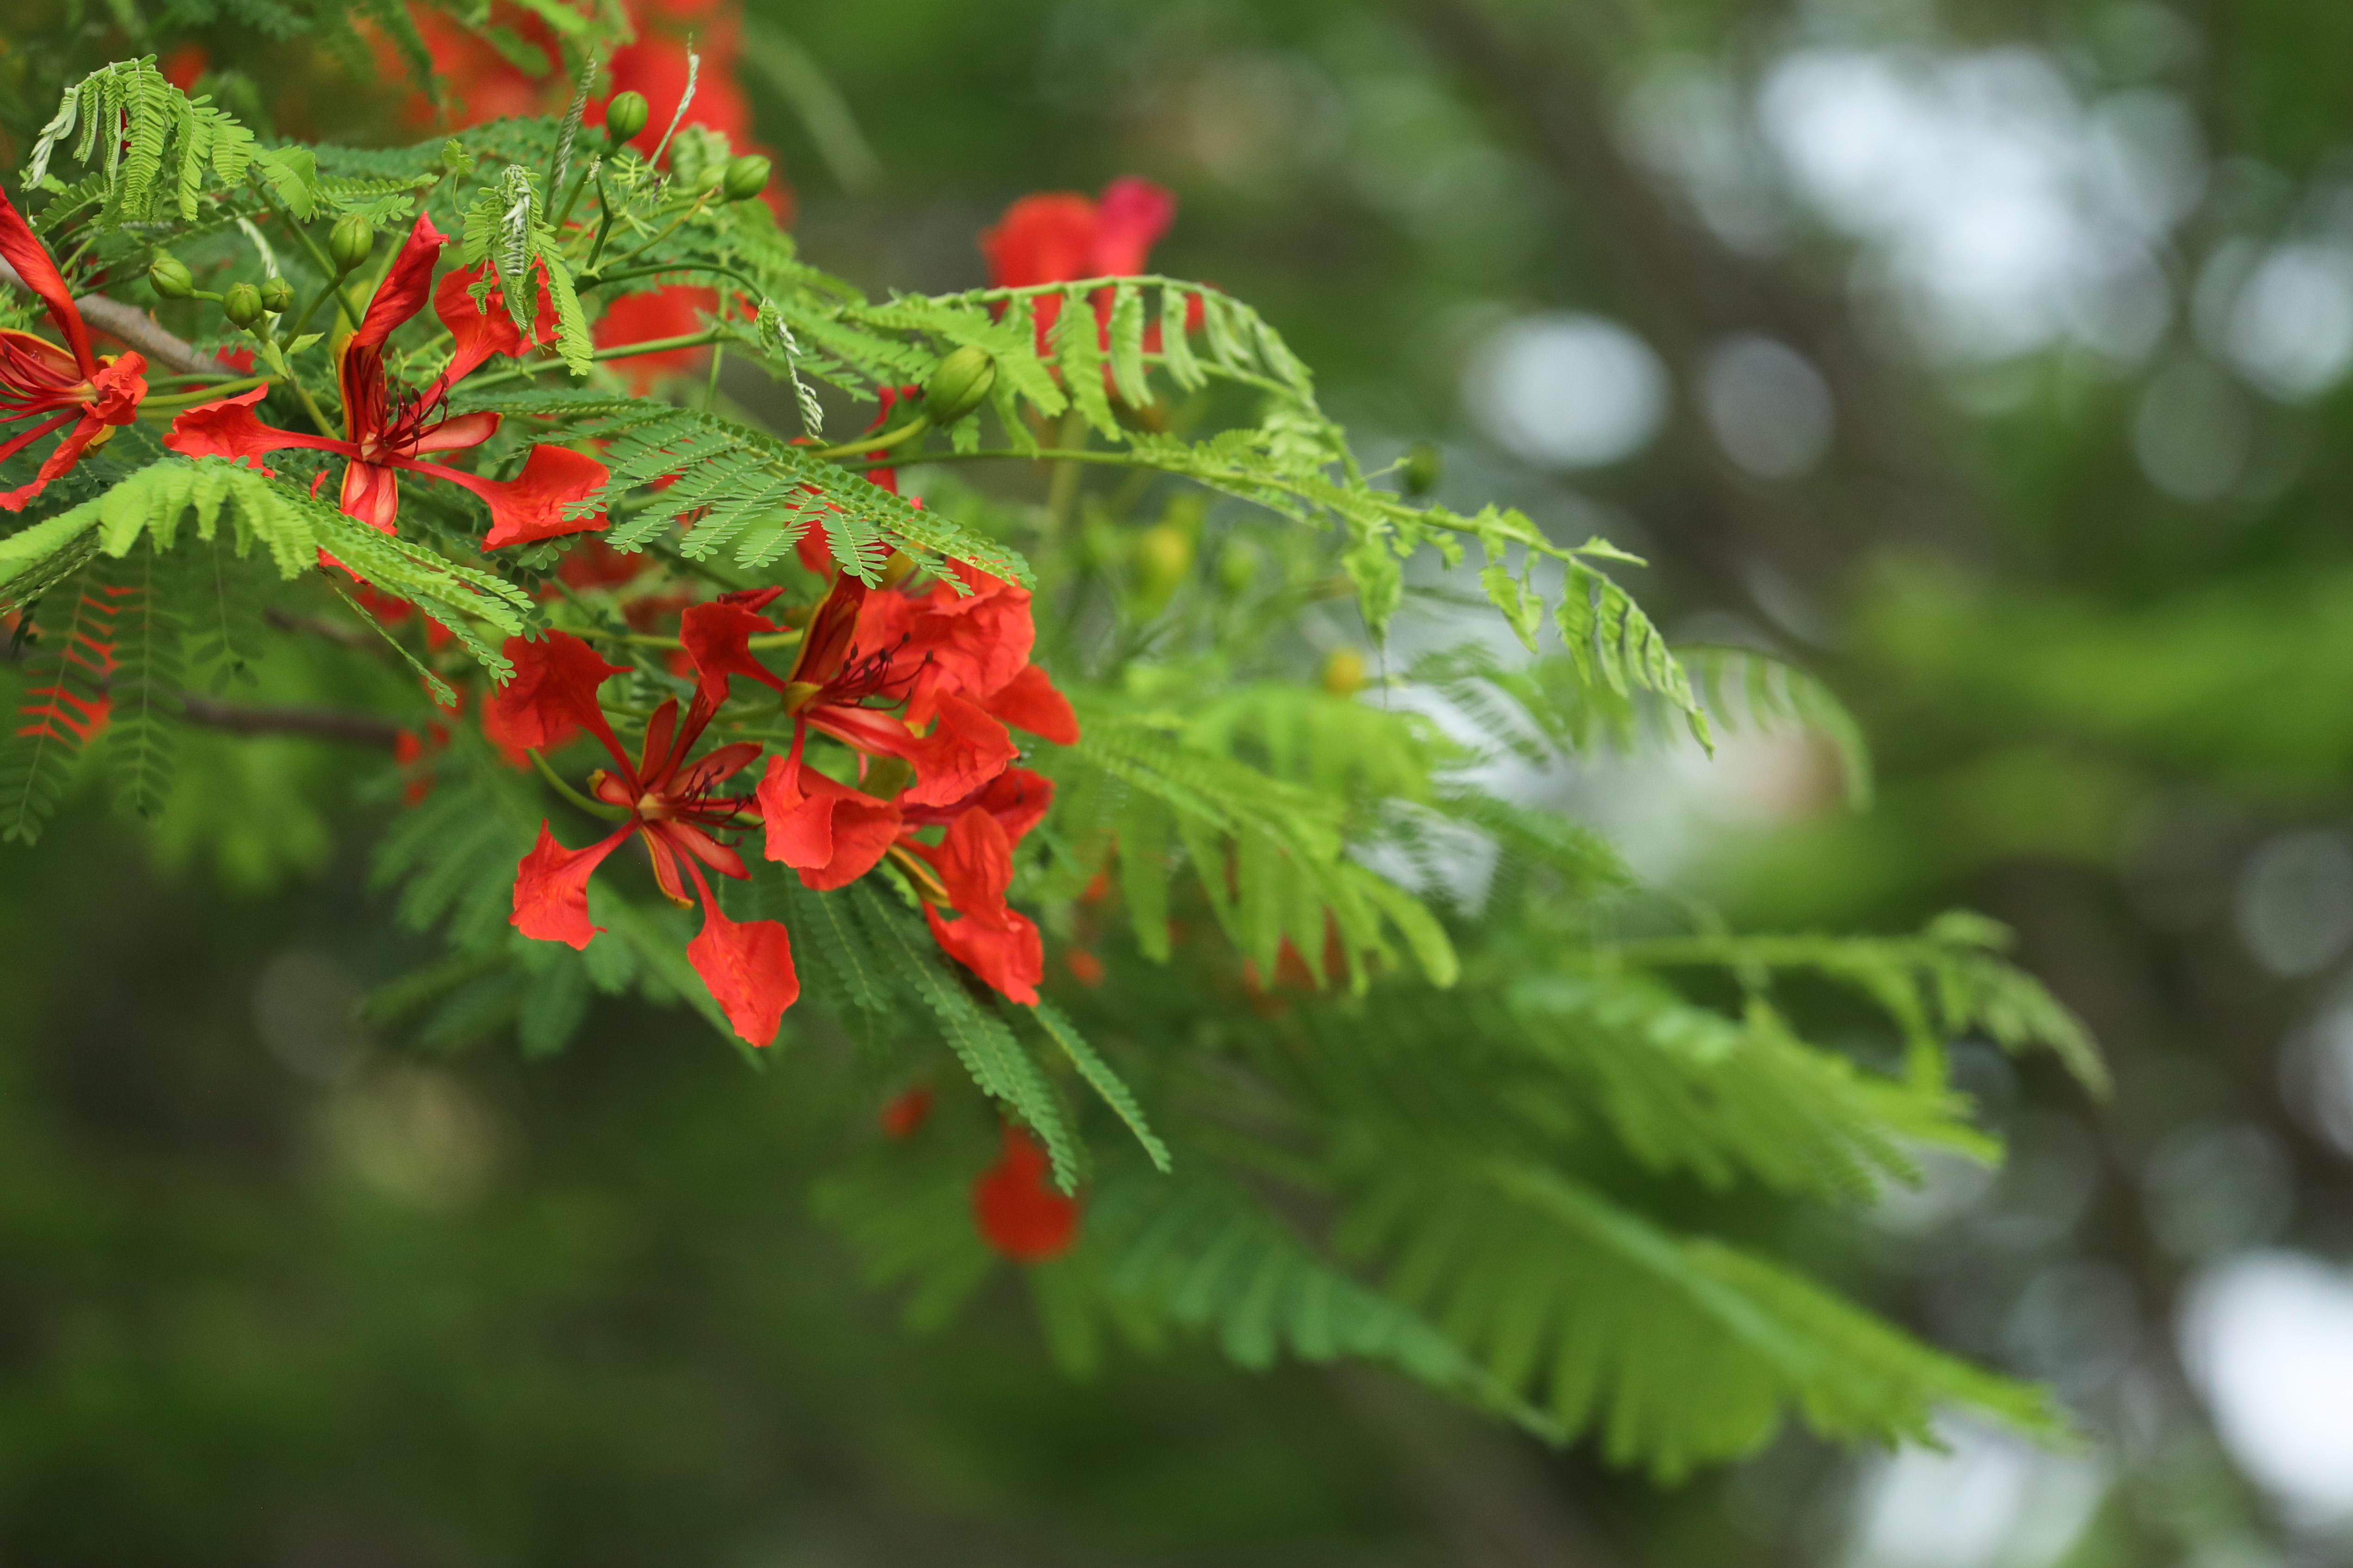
top-left (592, 285), bottom-right (719, 394)
top-left (166, 214), bottom-right (607, 549)
top-left (855, 562), bottom-right (1079, 744)
top-left (878, 1085), bottom-right (933, 1139)
top-left (907, 802), bottom-right (1044, 1005)
top-left (972, 1125), bottom-right (1079, 1263)
top-left (980, 175), bottom-right (1181, 352)
top-left (501, 620), bottom-right (798, 1045)
top-left (0, 188), bottom-right (148, 512)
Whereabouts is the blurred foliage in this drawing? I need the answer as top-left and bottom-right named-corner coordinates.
top-left (10, 0), bottom-right (2353, 1562)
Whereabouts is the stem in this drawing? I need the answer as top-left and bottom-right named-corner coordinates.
top-left (528, 748), bottom-right (632, 820)
top-left (138, 375), bottom-right (270, 412)
top-left (604, 191), bottom-right (715, 272)
top-left (552, 163), bottom-right (597, 234)
top-left (579, 627), bottom-right (802, 650)
top-left (256, 177), bottom-right (364, 327)
top-left (585, 175), bottom-right (621, 273)
top-left (290, 377), bottom-right (341, 440)
top-left (1045, 408), bottom-right (1089, 533)
top-left (809, 412), bottom-right (929, 462)
top-left (886, 841), bottom-right (949, 903)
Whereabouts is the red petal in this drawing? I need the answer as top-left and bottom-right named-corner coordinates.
top-left (901, 765), bottom-right (1054, 845)
top-left (0, 412), bottom-right (100, 512)
top-left (923, 803), bottom-right (1016, 916)
top-left (756, 750), bottom-right (901, 890)
top-left (0, 186), bottom-right (94, 375)
top-left (1091, 176), bottom-right (1176, 276)
top-left (85, 353), bottom-right (147, 425)
top-left (679, 598), bottom-right (787, 709)
top-left (978, 663), bottom-right (1078, 746)
top-left (433, 445), bottom-right (609, 549)
top-left (972, 1126), bottom-right (1080, 1262)
top-left (512, 821), bottom-right (631, 948)
top-left (351, 212), bottom-right (449, 352)
top-left (432, 262), bottom-right (557, 389)
top-left (898, 694), bottom-right (1017, 808)
top-left (490, 631), bottom-right (632, 765)
top-left (340, 459), bottom-right (401, 533)
top-left (926, 900), bottom-right (1043, 1006)
top-left (164, 386), bottom-right (348, 472)
top-left (683, 865), bottom-right (799, 1045)
top-left (412, 409), bottom-right (501, 455)
top-left (879, 1086), bottom-right (934, 1139)
top-left (981, 192), bottom-right (1099, 289)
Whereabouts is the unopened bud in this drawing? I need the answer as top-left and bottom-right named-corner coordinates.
top-left (721, 154), bottom-right (772, 204)
top-left (327, 215), bottom-right (374, 275)
top-left (923, 344), bottom-right (997, 427)
top-left (604, 90), bottom-right (650, 146)
top-left (691, 163), bottom-right (727, 196)
top-left (1131, 524), bottom-right (1193, 609)
top-left (147, 254), bottom-right (194, 300)
top-left (1321, 647), bottom-right (1368, 698)
top-left (258, 277), bottom-right (294, 314)
top-left (1399, 439), bottom-right (1442, 499)
top-left (221, 282), bottom-right (264, 328)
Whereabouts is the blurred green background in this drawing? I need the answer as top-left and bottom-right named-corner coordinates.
top-left (11, 0), bottom-right (2353, 1562)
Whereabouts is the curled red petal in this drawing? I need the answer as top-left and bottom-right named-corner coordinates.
top-left (413, 409), bottom-right (500, 456)
top-left (512, 821), bottom-right (632, 948)
top-left (0, 413), bottom-right (102, 512)
top-left (977, 663), bottom-right (1078, 746)
top-left (972, 1126), bottom-right (1079, 1262)
top-left (0, 186), bottom-right (94, 375)
top-left (926, 900), bottom-right (1043, 1006)
top-left (683, 863), bottom-right (799, 1046)
top-left (432, 262), bottom-right (557, 390)
top-left (352, 212), bottom-right (450, 352)
top-left (85, 353), bottom-right (148, 425)
top-left (901, 765), bottom-right (1053, 845)
top-left (340, 459), bottom-right (402, 533)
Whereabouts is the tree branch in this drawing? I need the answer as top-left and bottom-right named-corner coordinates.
top-left (0, 260), bottom-right (230, 375)
top-left (175, 692), bottom-right (403, 750)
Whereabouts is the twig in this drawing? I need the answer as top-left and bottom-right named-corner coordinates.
top-left (0, 259), bottom-right (230, 375)
top-left (264, 605), bottom-right (385, 653)
top-left (176, 691), bottom-right (404, 750)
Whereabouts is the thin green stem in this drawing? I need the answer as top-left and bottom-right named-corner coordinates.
top-left (138, 375), bottom-right (270, 412)
top-left (458, 328), bottom-right (723, 394)
top-left (290, 376), bottom-right (341, 440)
top-left (809, 413), bottom-right (929, 462)
top-left (605, 192), bottom-right (715, 272)
top-left (1044, 409), bottom-right (1090, 534)
top-left (528, 748), bottom-right (631, 820)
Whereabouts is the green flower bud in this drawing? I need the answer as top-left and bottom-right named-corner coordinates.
top-left (147, 254), bottom-right (195, 300)
top-left (1321, 647), bottom-right (1368, 698)
top-left (721, 154), bottom-right (772, 204)
top-left (1399, 439), bottom-right (1442, 499)
top-left (691, 163), bottom-right (727, 196)
top-left (1216, 539), bottom-right (1260, 594)
top-left (604, 90), bottom-right (650, 146)
top-left (327, 215), bottom-right (374, 275)
top-left (258, 277), bottom-right (295, 314)
top-left (221, 282), bottom-right (265, 328)
top-left (1131, 524), bottom-right (1193, 610)
top-left (923, 344), bottom-right (998, 427)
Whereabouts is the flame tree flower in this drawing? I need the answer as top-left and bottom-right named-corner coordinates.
top-left (0, 188), bottom-right (147, 511)
top-left (979, 175), bottom-right (1180, 352)
top-left (501, 620), bottom-right (797, 1045)
top-left (165, 213), bottom-right (608, 548)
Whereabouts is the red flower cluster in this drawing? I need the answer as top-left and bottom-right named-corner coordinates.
top-left (980, 176), bottom-right (1183, 353)
top-left (167, 214), bottom-right (609, 549)
top-left (0, 189), bottom-right (147, 511)
top-left (503, 551), bottom-right (1076, 1044)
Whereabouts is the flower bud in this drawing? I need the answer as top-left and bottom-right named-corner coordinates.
top-left (258, 277), bottom-right (295, 314)
top-left (1131, 524), bottom-right (1193, 609)
top-left (923, 345), bottom-right (997, 427)
top-left (1321, 647), bottom-right (1368, 698)
top-left (327, 215), bottom-right (374, 275)
top-left (221, 282), bottom-right (264, 328)
top-left (1399, 439), bottom-right (1442, 499)
top-left (147, 254), bottom-right (194, 300)
top-left (721, 154), bottom-right (772, 204)
top-left (604, 90), bottom-right (650, 146)
top-left (691, 163), bottom-right (727, 196)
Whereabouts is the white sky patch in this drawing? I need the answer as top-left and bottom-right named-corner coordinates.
top-left (1462, 312), bottom-right (1669, 469)
top-left (2182, 1251), bottom-right (2353, 1526)
top-left (1756, 48), bottom-right (2201, 362)
top-left (1842, 1415), bottom-right (2106, 1568)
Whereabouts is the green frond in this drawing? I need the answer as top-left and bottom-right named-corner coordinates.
top-left (0, 562), bottom-right (120, 845)
top-left (1345, 1158), bottom-right (2065, 1478)
top-left (27, 59), bottom-right (264, 223)
top-left (100, 543), bottom-right (186, 820)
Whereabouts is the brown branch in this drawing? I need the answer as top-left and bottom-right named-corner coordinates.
top-left (0, 258), bottom-right (231, 375)
top-left (175, 691), bottom-right (403, 750)
top-left (264, 606), bottom-right (386, 654)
